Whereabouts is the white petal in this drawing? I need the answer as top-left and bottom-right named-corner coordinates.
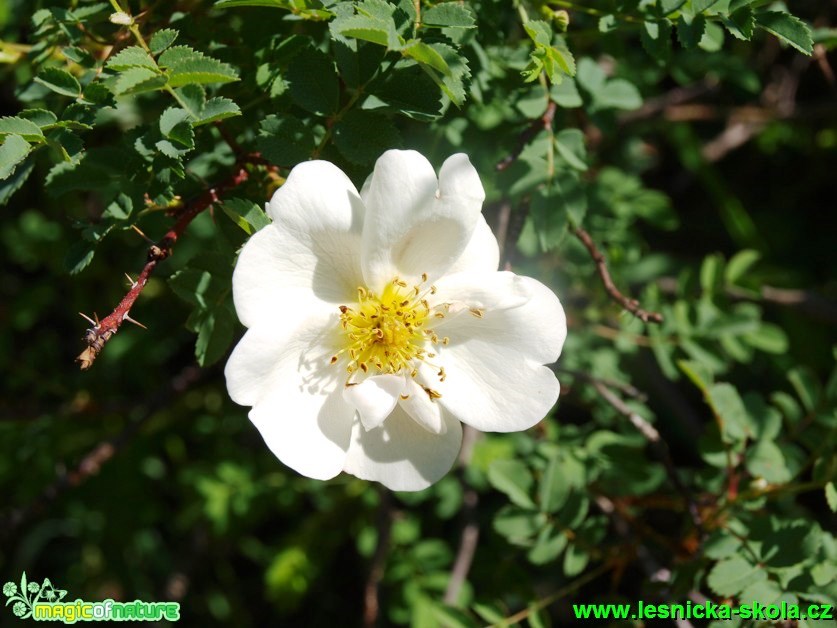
top-left (360, 150), bottom-right (485, 291)
top-left (233, 160), bottom-right (365, 329)
top-left (432, 272), bottom-right (567, 365)
top-left (399, 378), bottom-right (445, 434)
top-left (225, 313), bottom-right (355, 480)
top-left (421, 272), bottom-right (566, 432)
top-left (343, 375), bottom-right (404, 431)
top-left (445, 214), bottom-right (500, 275)
top-left (343, 405), bottom-right (462, 491)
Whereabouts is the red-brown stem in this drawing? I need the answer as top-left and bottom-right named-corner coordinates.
top-left (76, 164), bottom-right (251, 370)
top-left (572, 225), bottom-right (664, 324)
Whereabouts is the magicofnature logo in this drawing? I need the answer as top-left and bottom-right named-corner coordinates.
top-left (3, 573), bottom-right (180, 623)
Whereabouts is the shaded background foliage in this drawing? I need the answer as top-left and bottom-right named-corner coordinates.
top-left (1, 0), bottom-right (835, 626)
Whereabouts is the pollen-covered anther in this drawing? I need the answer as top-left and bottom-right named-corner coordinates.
top-left (332, 273), bottom-right (452, 381)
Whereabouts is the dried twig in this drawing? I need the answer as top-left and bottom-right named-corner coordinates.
top-left (75, 163), bottom-right (252, 370)
top-left (572, 226), bottom-right (664, 324)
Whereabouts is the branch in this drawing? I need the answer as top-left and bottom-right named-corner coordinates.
top-left (571, 226), bottom-right (663, 324)
top-left (363, 490), bottom-right (395, 628)
top-left (75, 162), bottom-right (252, 370)
top-left (588, 379), bottom-right (703, 534)
top-left (496, 100), bottom-right (557, 172)
top-left (443, 425), bottom-right (481, 605)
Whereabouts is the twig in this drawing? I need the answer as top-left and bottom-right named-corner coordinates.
top-left (443, 426), bottom-right (481, 605)
top-left (496, 100), bottom-right (557, 172)
top-left (493, 562), bottom-right (612, 626)
top-left (572, 226), bottom-right (663, 324)
top-left (1, 365), bottom-right (204, 536)
top-left (555, 367), bottom-right (647, 402)
top-left (363, 490), bottom-right (395, 628)
top-left (589, 380), bottom-right (703, 534)
top-left (75, 163), bottom-right (251, 370)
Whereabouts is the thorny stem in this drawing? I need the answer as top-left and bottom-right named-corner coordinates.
top-left (572, 225), bottom-right (664, 324)
top-left (75, 163), bottom-right (252, 370)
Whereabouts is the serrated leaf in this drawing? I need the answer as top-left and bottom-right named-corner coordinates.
top-left (421, 42), bottom-right (470, 106)
top-left (106, 45), bottom-right (157, 71)
top-left (421, 3), bottom-right (475, 28)
top-left (524, 20), bottom-right (553, 47)
top-left (554, 128), bottom-right (587, 171)
top-left (193, 306), bottom-right (235, 366)
top-left (149, 28), bottom-right (178, 54)
top-left (0, 117), bottom-right (44, 142)
top-left (167, 58), bottom-right (239, 86)
top-left (0, 159), bottom-right (34, 205)
top-left (0, 135), bottom-right (32, 180)
top-left (63, 46), bottom-right (96, 67)
top-left (333, 109), bottom-right (400, 164)
top-left (403, 40), bottom-right (450, 75)
top-left (488, 459), bottom-right (536, 509)
top-left (368, 63), bottom-right (442, 120)
top-left (677, 13), bottom-right (706, 48)
top-left (755, 11), bottom-right (813, 55)
top-left (159, 107), bottom-right (194, 148)
top-left (724, 6), bottom-right (755, 40)
top-left (176, 84), bottom-right (206, 119)
top-left (34, 67), bottom-right (81, 98)
top-left (221, 198), bottom-right (271, 235)
top-left (287, 48), bottom-right (338, 115)
top-left (195, 97), bottom-right (241, 126)
top-left (65, 239), bottom-right (96, 274)
top-left (113, 66), bottom-right (168, 95)
top-left (256, 115), bottom-right (316, 166)
top-left (19, 108), bottom-right (59, 128)
top-left (707, 557), bottom-right (765, 596)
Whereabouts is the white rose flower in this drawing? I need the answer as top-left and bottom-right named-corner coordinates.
top-left (225, 149), bottom-right (567, 491)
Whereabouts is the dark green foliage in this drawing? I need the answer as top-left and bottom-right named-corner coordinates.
top-left (1, 0), bottom-right (835, 626)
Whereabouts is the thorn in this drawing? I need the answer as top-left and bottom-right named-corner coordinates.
top-left (124, 273), bottom-right (137, 287)
top-left (131, 224), bottom-right (154, 244)
top-left (123, 314), bottom-right (147, 329)
top-left (79, 312), bottom-right (98, 327)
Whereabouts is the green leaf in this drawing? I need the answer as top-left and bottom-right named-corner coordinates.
top-left (421, 42), bottom-right (470, 107)
top-left (34, 67), bottom-right (82, 98)
top-left (106, 45), bottom-right (157, 71)
top-left (524, 20), bottom-right (553, 47)
top-left (488, 459), bottom-right (536, 509)
top-left (256, 115), bottom-right (316, 166)
top-left (554, 128), bottom-right (587, 171)
top-left (492, 506), bottom-right (545, 545)
top-left (707, 382), bottom-right (752, 443)
top-left (421, 3), bottom-right (475, 28)
top-left (0, 117), bottom-right (44, 142)
top-left (563, 543), bottom-right (589, 577)
top-left (402, 40), bottom-right (450, 76)
top-left (725, 249), bottom-right (760, 284)
top-left (755, 11), bottom-right (813, 55)
top-left (113, 67), bottom-right (168, 95)
top-left (330, 0), bottom-right (401, 49)
top-left (527, 524), bottom-right (568, 564)
top-left (65, 239), bottom-right (96, 274)
top-left (641, 20), bottom-right (672, 61)
top-left (788, 367), bottom-right (820, 412)
top-left (287, 48), bottom-right (339, 115)
top-left (538, 455), bottom-right (570, 513)
top-left (368, 63), bottom-right (442, 120)
top-left (707, 557), bottom-right (766, 596)
top-left (149, 28), bottom-right (178, 54)
top-left (159, 107), bottom-right (194, 149)
top-left (724, 7), bottom-right (755, 41)
top-left (826, 481), bottom-right (837, 513)
top-left (221, 197), bottom-right (271, 235)
top-left (158, 46), bottom-right (239, 86)
top-left (0, 158), bottom-right (33, 205)
top-left (196, 97), bottom-right (241, 126)
top-left (333, 109), bottom-right (400, 164)
top-left (0, 135), bottom-right (32, 180)
top-left (742, 323), bottom-right (788, 354)
top-left (746, 440), bottom-right (790, 483)
top-left (18, 108), bottom-right (58, 128)
top-left (193, 306), bottom-right (235, 366)
top-left (677, 14), bottom-right (706, 49)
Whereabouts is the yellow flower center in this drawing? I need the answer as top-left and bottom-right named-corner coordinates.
top-left (330, 275), bottom-right (448, 385)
